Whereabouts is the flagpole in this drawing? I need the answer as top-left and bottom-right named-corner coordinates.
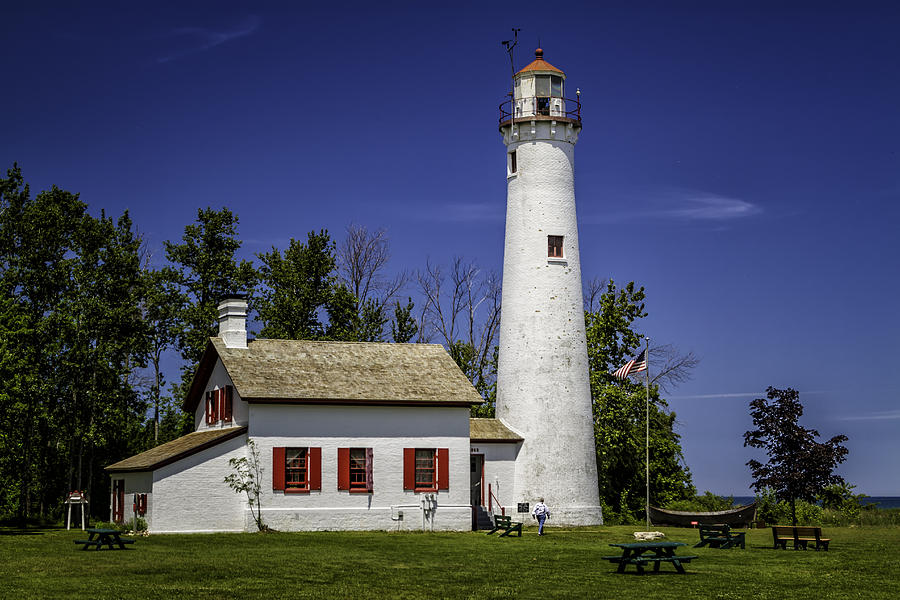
top-left (644, 336), bottom-right (651, 531)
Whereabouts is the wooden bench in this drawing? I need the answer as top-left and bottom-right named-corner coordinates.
top-left (486, 514), bottom-right (522, 537)
top-left (694, 524), bottom-right (746, 549)
top-left (771, 525), bottom-right (830, 551)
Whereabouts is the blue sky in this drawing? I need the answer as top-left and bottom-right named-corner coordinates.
top-left (3, 1), bottom-right (898, 496)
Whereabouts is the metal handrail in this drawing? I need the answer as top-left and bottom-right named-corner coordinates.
top-left (487, 483), bottom-right (506, 516)
top-left (499, 96), bottom-right (582, 124)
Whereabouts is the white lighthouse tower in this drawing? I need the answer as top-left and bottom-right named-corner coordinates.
top-left (496, 48), bottom-right (603, 525)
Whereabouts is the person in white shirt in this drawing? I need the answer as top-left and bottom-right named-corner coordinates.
top-left (532, 498), bottom-right (550, 535)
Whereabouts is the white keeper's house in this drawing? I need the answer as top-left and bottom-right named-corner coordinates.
top-left (106, 296), bottom-right (523, 533)
top-left (107, 47), bottom-right (603, 532)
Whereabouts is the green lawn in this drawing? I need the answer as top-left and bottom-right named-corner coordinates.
top-left (2, 525), bottom-right (899, 599)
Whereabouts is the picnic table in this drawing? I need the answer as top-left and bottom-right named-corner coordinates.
top-left (603, 541), bottom-right (698, 574)
top-left (74, 528), bottom-right (135, 550)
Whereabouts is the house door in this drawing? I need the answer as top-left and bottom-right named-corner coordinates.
top-left (112, 479), bottom-right (125, 523)
top-left (470, 454), bottom-right (484, 507)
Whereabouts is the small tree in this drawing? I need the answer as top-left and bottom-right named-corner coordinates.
top-left (743, 386), bottom-right (849, 525)
top-left (390, 297), bottom-right (418, 343)
top-left (224, 439), bottom-right (267, 531)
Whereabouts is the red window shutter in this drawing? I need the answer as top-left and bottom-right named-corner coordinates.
top-left (273, 447), bottom-right (286, 491)
top-left (437, 448), bottom-right (449, 491)
top-left (365, 447), bottom-right (374, 492)
top-left (337, 448), bottom-right (350, 491)
top-left (222, 386), bottom-right (233, 422)
top-left (403, 448), bottom-right (415, 490)
top-left (309, 447), bottom-right (322, 491)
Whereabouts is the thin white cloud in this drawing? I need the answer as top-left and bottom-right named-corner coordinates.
top-left (157, 16), bottom-right (261, 63)
top-left (440, 203), bottom-right (504, 223)
top-left (669, 392), bottom-right (763, 400)
top-left (661, 194), bottom-right (760, 221)
top-left (670, 390), bottom-right (831, 401)
top-left (585, 187), bottom-right (761, 225)
top-left (836, 410), bottom-right (900, 421)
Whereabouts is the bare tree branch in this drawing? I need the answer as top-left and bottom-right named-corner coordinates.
top-left (415, 257), bottom-right (501, 398)
top-left (650, 344), bottom-right (700, 392)
top-left (583, 276), bottom-right (607, 313)
top-left (337, 223), bottom-right (408, 312)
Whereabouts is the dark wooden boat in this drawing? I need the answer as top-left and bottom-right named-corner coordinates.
top-left (648, 501), bottom-right (757, 528)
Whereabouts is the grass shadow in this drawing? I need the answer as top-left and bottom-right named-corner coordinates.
top-left (0, 528), bottom-right (48, 536)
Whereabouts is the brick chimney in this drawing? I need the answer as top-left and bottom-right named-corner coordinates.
top-left (217, 294), bottom-right (248, 349)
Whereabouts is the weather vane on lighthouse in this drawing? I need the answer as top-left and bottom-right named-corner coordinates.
top-left (501, 28), bottom-right (521, 78)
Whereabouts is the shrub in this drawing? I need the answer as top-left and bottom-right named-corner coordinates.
top-left (665, 491), bottom-right (735, 513)
top-left (600, 501), bottom-right (640, 526)
top-left (820, 482), bottom-right (866, 520)
top-left (92, 521), bottom-right (129, 532)
top-left (754, 489), bottom-right (822, 525)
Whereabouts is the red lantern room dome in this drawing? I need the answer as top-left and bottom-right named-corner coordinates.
top-left (516, 48), bottom-right (565, 76)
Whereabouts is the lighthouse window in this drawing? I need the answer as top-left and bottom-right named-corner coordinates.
top-left (548, 235), bottom-right (564, 258)
top-left (535, 75), bottom-right (551, 98)
top-left (509, 150), bottom-right (517, 174)
top-left (551, 76), bottom-right (562, 97)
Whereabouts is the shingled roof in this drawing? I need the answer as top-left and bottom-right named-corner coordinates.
top-left (469, 418), bottom-right (524, 442)
top-left (106, 427), bottom-right (247, 472)
top-left (185, 339), bottom-right (484, 413)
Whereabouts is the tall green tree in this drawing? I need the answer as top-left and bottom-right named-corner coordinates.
top-left (59, 210), bottom-right (147, 506)
top-left (255, 229), bottom-right (390, 343)
top-left (744, 386), bottom-right (849, 525)
top-left (140, 268), bottom-right (186, 444)
top-left (255, 231), bottom-right (337, 340)
top-left (0, 165), bottom-right (147, 521)
top-left (0, 291), bottom-right (27, 515)
top-left (164, 208), bottom-right (256, 387)
top-left (584, 280), bottom-right (695, 522)
top-left (1, 169), bottom-right (87, 521)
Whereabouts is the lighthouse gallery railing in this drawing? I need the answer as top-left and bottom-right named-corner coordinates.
top-left (499, 96), bottom-right (582, 124)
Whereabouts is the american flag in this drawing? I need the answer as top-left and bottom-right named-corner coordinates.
top-left (613, 350), bottom-right (648, 379)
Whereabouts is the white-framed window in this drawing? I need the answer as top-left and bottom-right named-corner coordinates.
top-left (403, 448), bottom-right (449, 492)
top-left (272, 446), bottom-right (322, 493)
top-left (338, 447), bottom-right (373, 493)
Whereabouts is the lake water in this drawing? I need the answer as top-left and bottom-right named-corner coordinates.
top-left (731, 496), bottom-right (900, 509)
